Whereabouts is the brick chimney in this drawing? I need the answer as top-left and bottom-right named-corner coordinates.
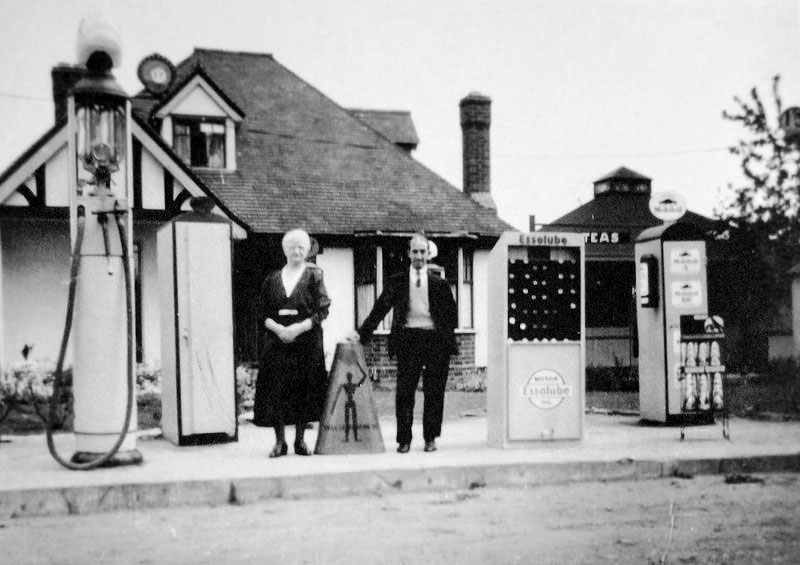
top-left (51, 64), bottom-right (86, 124)
top-left (460, 92), bottom-right (495, 209)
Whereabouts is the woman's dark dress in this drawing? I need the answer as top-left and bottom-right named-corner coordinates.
top-left (253, 264), bottom-right (331, 427)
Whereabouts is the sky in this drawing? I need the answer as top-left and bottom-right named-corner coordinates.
top-left (0, 0), bottom-right (799, 231)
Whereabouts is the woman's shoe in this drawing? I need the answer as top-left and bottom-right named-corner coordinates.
top-left (269, 442), bottom-right (288, 458)
top-left (294, 440), bottom-right (312, 456)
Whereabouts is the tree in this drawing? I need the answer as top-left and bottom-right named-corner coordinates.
top-left (716, 75), bottom-right (800, 369)
top-left (722, 75), bottom-right (800, 244)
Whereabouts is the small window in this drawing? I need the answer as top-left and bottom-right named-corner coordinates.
top-left (173, 117), bottom-right (225, 168)
top-left (354, 246), bottom-right (377, 327)
top-left (586, 261), bottom-right (635, 327)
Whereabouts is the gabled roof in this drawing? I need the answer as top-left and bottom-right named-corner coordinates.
top-left (347, 109), bottom-right (419, 147)
top-left (594, 166), bottom-right (651, 183)
top-left (549, 192), bottom-right (712, 229)
top-left (0, 122), bottom-right (63, 189)
top-left (151, 62), bottom-right (245, 120)
top-left (0, 115), bottom-right (247, 232)
top-left (133, 49), bottom-right (510, 237)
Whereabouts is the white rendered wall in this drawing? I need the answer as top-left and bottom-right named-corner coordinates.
top-left (1, 219), bottom-right (71, 366)
top-left (473, 249), bottom-right (490, 367)
top-left (0, 224), bottom-right (4, 368)
top-left (314, 247), bottom-right (355, 370)
top-left (141, 149), bottom-right (166, 210)
top-left (135, 223), bottom-right (161, 367)
top-left (44, 147), bottom-right (69, 207)
top-left (172, 87), bottom-right (228, 117)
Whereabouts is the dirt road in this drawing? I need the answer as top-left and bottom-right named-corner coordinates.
top-left (2, 473), bottom-right (798, 564)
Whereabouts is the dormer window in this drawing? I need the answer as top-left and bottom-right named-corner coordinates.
top-left (153, 68), bottom-right (245, 172)
top-left (173, 117), bottom-right (226, 168)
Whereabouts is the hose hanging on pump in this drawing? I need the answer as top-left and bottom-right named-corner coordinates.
top-left (46, 204), bottom-right (136, 470)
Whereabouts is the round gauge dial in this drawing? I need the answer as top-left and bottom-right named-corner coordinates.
top-left (137, 54), bottom-right (175, 95)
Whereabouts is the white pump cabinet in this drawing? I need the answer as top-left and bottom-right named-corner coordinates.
top-left (487, 231), bottom-right (586, 447)
top-left (157, 200), bottom-right (237, 445)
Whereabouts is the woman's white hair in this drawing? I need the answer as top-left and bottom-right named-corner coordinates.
top-left (282, 228), bottom-right (311, 249)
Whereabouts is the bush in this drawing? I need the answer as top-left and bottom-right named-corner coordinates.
top-left (236, 363), bottom-right (257, 415)
top-left (0, 361), bottom-right (72, 429)
top-left (726, 357), bottom-right (800, 416)
top-left (136, 364), bottom-right (161, 396)
top-left (586, 365), bottom-right (639, 392)
top-left (137, 392), bottom-right (162, 429)
top-left (0, 361), bottom-right (161, 433)
top-left (448, 367), bottom-right (487, 392)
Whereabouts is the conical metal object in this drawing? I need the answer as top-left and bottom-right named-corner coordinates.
top-left (314, 342), bottom-right (385, 454)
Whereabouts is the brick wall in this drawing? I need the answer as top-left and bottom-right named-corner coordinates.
top-left (459, 93), bottom-right (491, 198)
top-left (362, 331), bottom-right (477, 381)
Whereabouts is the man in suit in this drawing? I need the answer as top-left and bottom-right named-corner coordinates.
top-left (354, 234), bottom-right (458, 453)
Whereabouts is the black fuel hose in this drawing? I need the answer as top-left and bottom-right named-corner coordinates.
top-left (46, 205), bottom-right (136, 470)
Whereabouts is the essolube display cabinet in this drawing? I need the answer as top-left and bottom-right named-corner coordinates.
top-left (488, 232), bottom-right (585, 447)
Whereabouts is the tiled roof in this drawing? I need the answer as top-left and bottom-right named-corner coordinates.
top-left (347, 109), bottom-right (419, 147)
top-left (133, 49), bottom-right (510, 237)
top-left (548, 192), bottom-right (713, 229)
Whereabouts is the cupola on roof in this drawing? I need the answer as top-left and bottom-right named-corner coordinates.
top-left (593, 166), bottom-right (651, 197)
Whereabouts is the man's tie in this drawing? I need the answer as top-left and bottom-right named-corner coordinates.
top-left (415, 268), bottom-right (421, 287)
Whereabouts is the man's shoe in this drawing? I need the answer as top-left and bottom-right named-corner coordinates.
top-left (397, 443), bottom-right (410, 454)
top-left (424, 440), bottom-right (437, 452)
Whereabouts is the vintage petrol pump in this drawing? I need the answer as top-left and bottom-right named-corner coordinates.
top-left (47, 15), bottom-right (140, 469)
top-left (487, 231), bottom-right (585, 446)
top-left (635, 222), bottom-right (713, 424)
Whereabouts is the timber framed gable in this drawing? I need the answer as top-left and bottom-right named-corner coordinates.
top-left (0, 116), bottom-right (247, 239)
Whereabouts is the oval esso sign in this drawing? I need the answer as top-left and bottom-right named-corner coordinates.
top-left (649, 192), bottom-right (687, 222)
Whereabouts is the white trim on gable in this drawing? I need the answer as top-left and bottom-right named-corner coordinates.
top-left (154, 76), bottom-right (244, 122)
top-left (132, 119), bottom-right (206, 199)
top-left (130, 120), bottom-right (247, 240)
top-left (154, 76), bottom-right (242, 171)
top-left (0, 127), bottom-right (67, 205)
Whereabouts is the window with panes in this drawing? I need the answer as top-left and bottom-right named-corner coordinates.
top-left (173, 117), bottom-right (226, 168)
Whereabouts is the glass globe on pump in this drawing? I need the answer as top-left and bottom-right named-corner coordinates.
top-left (73, 13), bottom-right (127, 190)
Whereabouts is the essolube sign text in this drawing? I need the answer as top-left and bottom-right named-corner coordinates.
top-left (519, 233), bottom-right (568, 246)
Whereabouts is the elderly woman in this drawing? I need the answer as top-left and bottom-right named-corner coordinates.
top-left (253, 229), bottom-right (331, 457)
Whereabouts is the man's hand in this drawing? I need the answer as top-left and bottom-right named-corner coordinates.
top-left (345, 330), bottom-right (360, 343)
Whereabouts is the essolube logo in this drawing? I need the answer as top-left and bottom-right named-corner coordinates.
top-left (518, 233), bottom-right (567, 246)
top-left (522, 369), bottom-right (572, 409)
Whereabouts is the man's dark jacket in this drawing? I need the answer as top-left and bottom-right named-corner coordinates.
top-left (357, 270), bottom-right (458, 356)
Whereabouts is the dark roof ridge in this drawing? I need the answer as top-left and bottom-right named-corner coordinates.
top-left (348, 108), bottom-right (412, 116)
top-left (191, 48), bottom-right (275, 59)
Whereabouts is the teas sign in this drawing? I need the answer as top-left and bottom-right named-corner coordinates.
top-left (522, 369), bottom-right (572, 409)
top-left (649, 192), bottom-right (687, 222)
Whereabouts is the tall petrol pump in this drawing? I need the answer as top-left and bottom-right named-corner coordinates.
top-left (47, 16), bottom-right (141, 469)
top-left (635, 222), bottom-right (714, 425)
top-left (487, 231), bottom-right (585, 446)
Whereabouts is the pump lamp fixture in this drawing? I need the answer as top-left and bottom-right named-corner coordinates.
top-left (73, 53), bottom-right (126, 186)
top-left (73, 15), bottom-right (128, 188)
